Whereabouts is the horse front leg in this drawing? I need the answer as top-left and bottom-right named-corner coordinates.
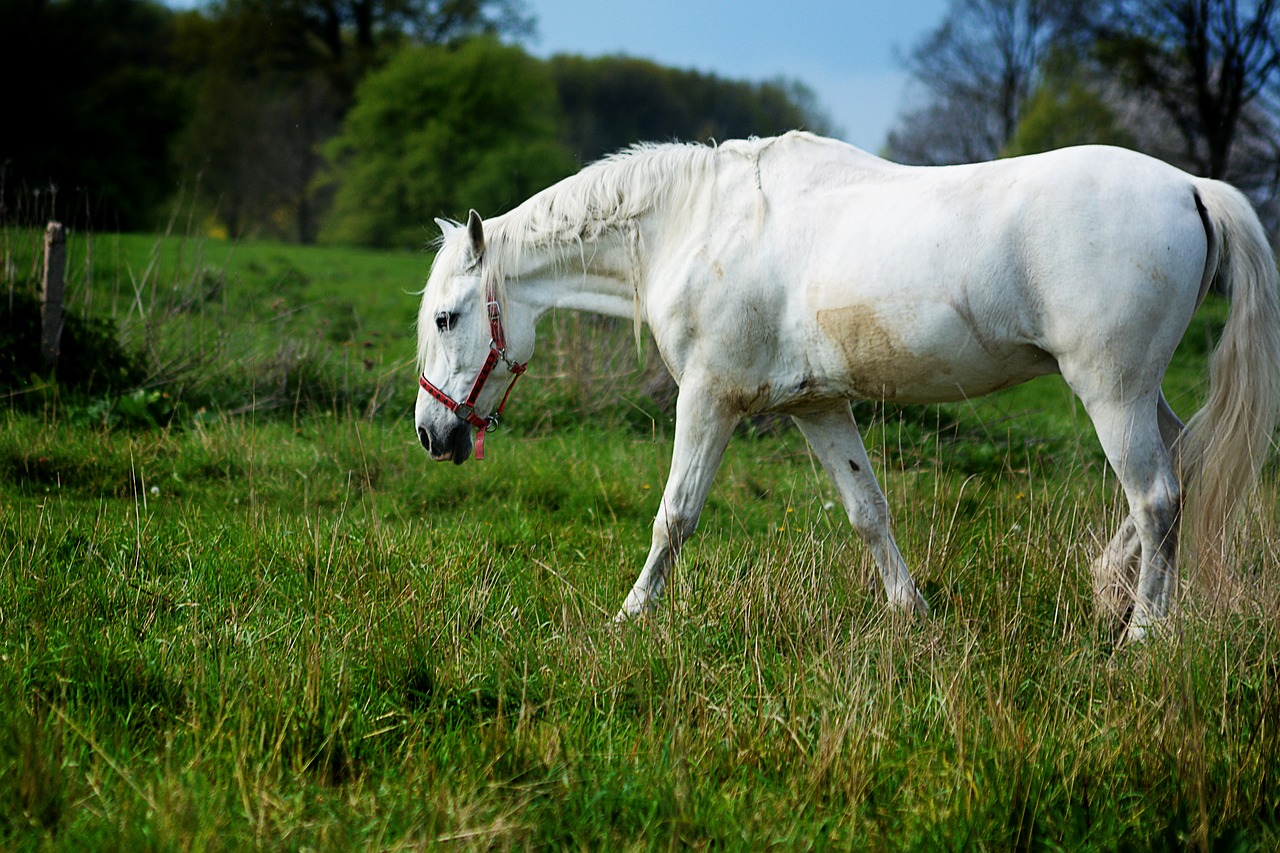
top-left (793, 404), bottom-right (929, 616)
top-left (616, 389), bottom-right (738, 620)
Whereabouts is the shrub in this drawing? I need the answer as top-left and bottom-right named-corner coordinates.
top-left (0, 288), bottom-right (147, 403)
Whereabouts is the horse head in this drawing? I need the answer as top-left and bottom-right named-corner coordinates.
top-left (415, 211), bottom-right (531, 464)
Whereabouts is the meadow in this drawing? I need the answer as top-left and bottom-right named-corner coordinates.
top-left (1, 228), bottom-right (1278, 849)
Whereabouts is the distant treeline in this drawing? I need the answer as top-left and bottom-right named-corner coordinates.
top-left (0, 0), bottom-right (830, 247)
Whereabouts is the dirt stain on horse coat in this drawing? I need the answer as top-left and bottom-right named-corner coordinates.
top-left (816, 305), bottom-right (952, 400)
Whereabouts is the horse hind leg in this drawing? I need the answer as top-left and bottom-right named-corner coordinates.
top-left (1089, 393), bottom-right (1185, 630)
top-left (793, 405), bottom-right (929, 616)
top-left (1078, 391), bottom-right (1181, 643)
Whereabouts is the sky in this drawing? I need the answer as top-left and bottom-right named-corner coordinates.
top-left (525, 0), bottom-right (953, 152)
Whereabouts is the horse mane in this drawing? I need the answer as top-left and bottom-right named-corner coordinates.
top-left (481, 140), bottom-right (722, 349)
top-left (483, 133), bottom-right (844, 270)
top-left (491, 140), bottom-right (719, 255)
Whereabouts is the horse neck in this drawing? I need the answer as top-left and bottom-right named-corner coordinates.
top-left (490, 142), bottom-right (714, 323)
top-left (492, 219), bottom-right (647, 323)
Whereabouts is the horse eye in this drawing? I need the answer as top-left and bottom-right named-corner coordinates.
top-left (435, 311), bottom-right (457, 332)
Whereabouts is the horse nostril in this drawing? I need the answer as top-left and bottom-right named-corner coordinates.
top-left (417, 426), bottom-right (431, 451)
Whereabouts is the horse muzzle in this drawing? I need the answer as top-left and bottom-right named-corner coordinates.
top-left (417, 421), bottom-right (473, 465)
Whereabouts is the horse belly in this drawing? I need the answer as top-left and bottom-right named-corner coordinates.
top-left (813, 301), bottom-right (1056, 403)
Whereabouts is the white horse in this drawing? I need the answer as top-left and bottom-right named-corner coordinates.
top-left (415, 131), bottom-right (1280, 643)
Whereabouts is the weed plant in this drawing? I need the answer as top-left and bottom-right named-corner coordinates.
top-left (0, 228), bottom-right (1276, 849)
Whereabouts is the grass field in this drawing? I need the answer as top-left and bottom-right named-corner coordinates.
top-left (2, 229), bottom-right (1278, 849)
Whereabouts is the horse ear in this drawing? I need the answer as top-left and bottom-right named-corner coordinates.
top-left (434, 217), bottom-right (456, 236)
top-left (466, 209), bottom-right (485, 259)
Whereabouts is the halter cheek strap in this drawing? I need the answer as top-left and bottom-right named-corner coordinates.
top-left (418, 288), bottom-right (527, 460)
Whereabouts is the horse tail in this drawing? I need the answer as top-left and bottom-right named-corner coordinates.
top-left (1180, 179), bottom-right (1280, 604)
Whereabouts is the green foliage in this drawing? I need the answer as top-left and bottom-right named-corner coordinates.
top-left (1004, 52), bottom-right (1135, 158)
top-left (168, 1), bottom-right (347, 242)
top-left (0, 288), bottom-right (147, 402)
top-left (320, 43), bottom-right (836, 249)
top-left (321, 38), bottom-right (579, 248)
top-left (551, 55), bottom-right (833, 162)
top-left (4, 2), bottom-right (839, 245)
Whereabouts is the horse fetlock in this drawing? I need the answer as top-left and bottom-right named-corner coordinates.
top-left (656, 511), bottom-right (699, 544)
top-left (618, 577), bottom-right (666, 620)
top-left (890, 584), bottom-right (930, 617)
top-left (613, 605), bottom-right (644, 624)
top-left (1122, 615), bottom-right (1171, 645)
top-left (618, 595), bottom-right (652, 619)
top-left (1090, 553), bottom-right (1139, 621)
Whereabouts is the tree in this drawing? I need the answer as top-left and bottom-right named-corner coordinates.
top-left (320, 38), bottom-right (578, 248)
top-left (171, 4), bottom-right (344, 241)
top-left (171, 0), bottom-right (534, 242)
top-left (1090, 0), bottom-right (1280, 181)
top-left (885, 0), bottom-right (1279, 224)
top-left (0, 0), bottom-right (188, 230)
top-left (398, 0), bottom-right (535, 46)
top-left (551, 55), bottom-right (833, 163)
top-left (1004, 50), bottom-right (1137, 155)
top-left (885, 0), bottom-right (1089, 164)
top-left (219, 0), bottom-right (535, 85)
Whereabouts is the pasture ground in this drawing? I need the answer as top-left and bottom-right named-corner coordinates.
top-left (1, 230), bottom-right (1278, 849)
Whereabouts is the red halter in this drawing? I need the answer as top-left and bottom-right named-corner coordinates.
top-left (418, 282), bottom-right (527, 460)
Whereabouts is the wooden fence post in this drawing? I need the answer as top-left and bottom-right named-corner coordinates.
top-left (41, 221), bottom-right (66, 370)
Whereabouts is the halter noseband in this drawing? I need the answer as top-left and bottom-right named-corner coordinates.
top-left (418, 281), bottom-right (526, 460)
